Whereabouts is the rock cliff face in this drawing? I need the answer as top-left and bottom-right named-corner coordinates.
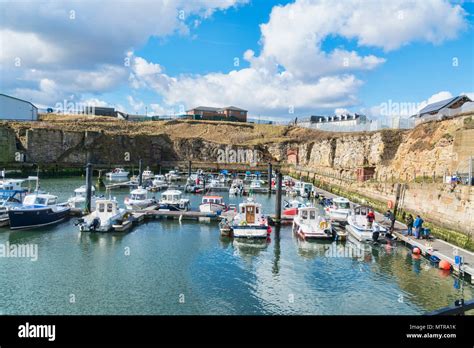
top-left (0, 115), bottom-right (471, 176)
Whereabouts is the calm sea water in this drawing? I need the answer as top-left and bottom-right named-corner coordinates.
top-left (0, 177), bottom-right (472, 315)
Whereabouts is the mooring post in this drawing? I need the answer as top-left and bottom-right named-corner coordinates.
top-left (85, 163), bottom-right (92, 214)
top-left (275, 171), bottom-right (282, 224)
top-left (188, 160), bottom-right (192, 178)
top-left (267, 162), bottom-right (272, 194)
top-left (138, 159), bottom-right (143, 187)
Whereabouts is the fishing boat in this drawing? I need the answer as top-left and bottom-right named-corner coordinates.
top-left (0, 189), bottom-right (28, 227)
top-left (106, 168), bottom-right (129, 179)
top-left (8, 193), bottom-right (70, 230)
top-left (67, 185), bottom-right (97, 209)
top-left (325, 197), bottom-right (351, 222)
top-left (77, 198), bottom-right (126, 232)
top-left (199, 195), bottom-right (227, 213)
top-left (229, 179), bottom-right (244, 195)
top-left (124, 187), bottom-right (156, 211)
top-left (345, 205), bottom-right (388, 242)
top-left (158, 190), bottom-right (190, 211)
top-left (292, 206), bottom-right (333, 240)
top-left (249, 179), bottom-right (262, 189)
top-left (231, 198), bottom-right (270, 238)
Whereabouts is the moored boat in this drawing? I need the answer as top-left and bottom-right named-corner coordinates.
top-left (77, 198), bottom-right (126, 232)
top-left (199, 195), bottom-right (227, 213)
top-left (345, 205), bottom-right (388, 242)
top-left (231, 198), bottom-right (270, 238)
top-left (8, 193), bottom-right (70, 230)
top-left (67, 185), bottom-right (98, 209)
top-left (325, 197), bottom-right (351, 222)
top-left (158, 190), bottom-right (190, 211)
top-left (124, 186), bottom-right (156, 211)
top-left (106, 168), bottom-right (129, 180)
top-left (292, 206), bottom-right (333, 240)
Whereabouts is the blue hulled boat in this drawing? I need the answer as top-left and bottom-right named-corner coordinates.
top-left (8, 193), bottom-right (70, 230)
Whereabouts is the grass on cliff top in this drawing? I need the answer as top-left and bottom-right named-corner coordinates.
top-left (1, 113), bottom-right (404, 146)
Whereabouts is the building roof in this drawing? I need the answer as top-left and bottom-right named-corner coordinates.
top-left (187, 106), bottom-right (221, 112)
top-left (187, 105), bottom-right (248, 113)
top-left (0, 93), bottom-right (38, 109)
top-left (415, 95), bottom-right (472, 117)
top-left (222, 106), bottom-right (247, 112)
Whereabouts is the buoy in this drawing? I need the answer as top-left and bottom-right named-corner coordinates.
top-left (387, 200), bottom-right (394, 209)
top-left (412, 247), bottom-right (421, 255)
top-left (267, 226), bottom-right (272, 234)
top-left (439, 260), bottom-right (452, 271)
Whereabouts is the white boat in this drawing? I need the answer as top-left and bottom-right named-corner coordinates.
top-left (106, 168), bottom-right (129, 179)
top-left (299, 182), bottom-right (313, 198)
top-left (345, 205), bottom-right (388, 242)
top-left (249, 179), bottom-right (262, 189)
top-left (67, 185), bottom-right (97, 209)
top-left (325, 197), bottom-right (351, 222)
top-left (199, 195), bottom-right (227, 213)
top-left (158, 190), bottom-right (190, 211)
top-left (0, 179), bottom-right (26, 191)
top-left (165, 170), bottom-right (181, 181)
top-left (292, 206), bottom-right (333, 240)
top-left (141, 169), bottom-right (154, 180)
top-left (124, 186), bottom-right (156, 211)
top-left (77, 198), bottom-right (126, 232)
top-left (231, 198), bottom-right (269, 238)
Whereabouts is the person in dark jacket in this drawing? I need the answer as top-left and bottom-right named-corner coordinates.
top-left (405, 214), bottom-right (414, 236)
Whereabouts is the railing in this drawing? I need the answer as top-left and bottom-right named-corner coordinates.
top-left (425, 298), bottom-right (474, 315)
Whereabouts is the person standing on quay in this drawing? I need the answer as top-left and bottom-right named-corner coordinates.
top-left (413, 215), bottom-right (424, 239)
top-left (405, 214), bottom-right (414, 236)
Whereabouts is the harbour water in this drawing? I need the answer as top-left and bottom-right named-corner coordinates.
top-left (0, 177), bottom-right (472, 315)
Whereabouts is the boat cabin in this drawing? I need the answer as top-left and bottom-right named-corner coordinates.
top-left (74, 186), bottom-right (95, 198)
top-left (23, 194), bottom-right (58, 206)
top-left (96, 199), bottom-right (119, 215)
top-left (161, 190), bottom-right (182, 202)
top-left (352, 205), bottom-right (372, 216)
top-left (333, 197), bottom-right (350, 209)
top-left (0, 179), bottom-right (25, 191)
top-left (238, 200), bottom-right (261, 224)
top-left (298, 207), bottom-right (318, 221)
top-left (202, 196), bottom-right (224, 205)
top-left (130, 187), bottom-right (147, 200)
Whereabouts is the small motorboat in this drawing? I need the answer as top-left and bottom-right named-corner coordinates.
top-left (345, 205), bottom-right (388, 242)
top-left (106, 168), bottom-right (129, 180)
top-left (8, 193), bottom-right (70, 230)
top-left (199, 195), bottom-right (227, 214)
top-left (292, 206), bottom-right (333, 240)
top-left (325, 197), bottom-right (351, 222)
top-left (158, 190), bottom-right (190, 211)
top-left (124, 186), bottom-right (156, 211)
top-left (77, 198), bottom-right (126, 232)
top-left (231, 198), bottom-right (270, 238)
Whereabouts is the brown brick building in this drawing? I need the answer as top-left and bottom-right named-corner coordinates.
top-left (186, 106), bottom-right (247, 122)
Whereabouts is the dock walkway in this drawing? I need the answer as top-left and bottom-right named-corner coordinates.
top-left (312, 186), bottom-right (474, 283)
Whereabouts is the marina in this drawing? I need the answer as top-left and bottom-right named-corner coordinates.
top-left (0, 173), bottom-right (473, 316)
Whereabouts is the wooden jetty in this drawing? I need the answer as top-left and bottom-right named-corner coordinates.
top-left (105, 181), bottom-right (137, 190)
top-left (135, 209), bottom-right (220, 221)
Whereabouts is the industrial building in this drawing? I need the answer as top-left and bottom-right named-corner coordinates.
top-left (0, 93), bottom-right (38, 121)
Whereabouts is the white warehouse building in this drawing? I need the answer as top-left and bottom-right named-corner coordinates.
top-left (0, 93), bottom-right (38, 121)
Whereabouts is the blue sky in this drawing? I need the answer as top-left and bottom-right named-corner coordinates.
top-left (1, 0), bottom-right (473, 119)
